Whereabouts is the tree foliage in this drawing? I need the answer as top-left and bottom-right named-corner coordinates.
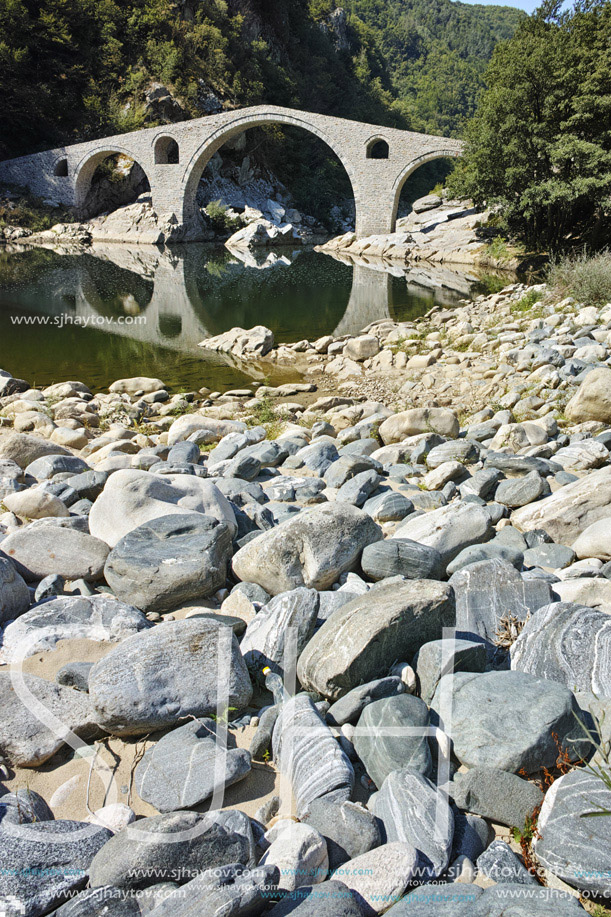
top-left (448, 0), bottom-right (611, 250)
top-left (0, 0), bottom-right (403, 158)
top-left (344, 0), bottom-right (525, 136)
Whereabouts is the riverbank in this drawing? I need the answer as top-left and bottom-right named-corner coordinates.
top-left (1, 278), bottom-right (611, 914)
top-left (317, 193), bottom-right (528, 272)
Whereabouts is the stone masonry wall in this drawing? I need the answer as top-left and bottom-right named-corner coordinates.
top-left (0, 106), bottom-right (463, 239)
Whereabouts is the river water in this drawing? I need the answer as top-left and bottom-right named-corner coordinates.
top-left (0, 243), bottom-right (502, 392)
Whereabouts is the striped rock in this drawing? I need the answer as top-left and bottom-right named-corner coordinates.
top-left (273, 694), bottom-right (354, 816)
top-left (511, 602), bottom-right (611, 697)
top-left (370, 768), bottom-right (454, 880)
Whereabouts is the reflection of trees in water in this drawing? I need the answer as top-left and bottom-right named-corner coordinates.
top-left (0, 247), bottom-right (59, 287)
top-left (183, 248), bottom-right (352, 341)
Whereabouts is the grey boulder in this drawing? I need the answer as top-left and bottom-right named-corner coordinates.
top-left (511, 601), bottom-right (611, 697)
top-left (450, 558), bottom-right (553, 656)
top-left (88, 619), bottom-right (252, 735)
top-left (431, 670), bottom-right (587, 774)
top-left (266, 879), bottom-right (366, 916)
top-left (239, 587), bottom-right (319, 680)
top-left (301, 798), bottom-right (381, 871)
top-left (0, 523), bottom-right (109, 582)
top-left (298, 580), bottom-right (455, 701)
top-left (0, 671), bottom-right (101, 766)
top-left (354, 694), bottom-right (432, 787)
top-left (145, 863), bottom-right (279, 917)
top-left (0, 556), bottom-right (30, 623)
top-left (88, 469), bottom-right (236, 547)
top-left (533, 767), bottom-right (611, 896)
top-left (392, 501), bottom-right (493, 568)
top-left (89, 810), bottom-right (252, 889)
top-left (104, 513), bottom-right (233, 613)
top-left (477, 839), bottom-right (537, 886)
top-left (385, 883), bottom-right (584, 915)
top-left (413, 638), bottom-right (486, 705)
top-left (327, 677), bottom-right (405, 727)
top-left (232, 503), bottom-right (382, 596)
top-left (0, 820), bottom-right (111, 917)
top-left (0, 594), bottom-right (150, 662)
top-left (370, 767), bottom-right (454, 879)
top-left (134, 719), bottom-right (251, 812)
top-left (273, 694), bottom-right (354, 815)
top-left (451, 767), bottom-right (544, 828)
top-left (360, 539), bottom-right (443, 582)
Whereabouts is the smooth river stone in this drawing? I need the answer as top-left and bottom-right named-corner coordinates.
top-left (260, 821), bottom-right (328, 893)
top-left (450, 558), bottom-right (553, 654)
top-left (232, 502), bottom-right (382, 596)
top-left (385, 883), bottom-right (585, 915)
top-left (0, 671), bottom-right (101, 766)
top-left (331, 843), bottom-right (419, 915)
top-left (0, 594), bottom-right (150, 662)
top-left (0, 522), bottom-right (109, 582)
top-left (145, 864), bottom-right (279, 917)
top-left (391, 501), bottom-right (493, 568)
top-left (134, 719), bottom-right (251, 812)
top-left (431, 670), bottom-right (587, 775)
top-left (301, 798), bottom-right (381, 871)
top-left (0, 555), bottom-right (30, 624)
top-left (413, 638), bottom-right (486, 705)
top-left (511, 465), bottom-right (611, 544)
top-left (88, 469), bottom-right (237, 547)
top-left (297, 580), bottom-right (455, 701)
top-left (354, 694), bottom-right (432, 788)
top-left (89, 810), bottom-right (252, 890)
top-left (239, 587), bottom-right (319, 680)
top-left (88, 618), bottom-right (252, 735)
top-left (104, 513), bottom-right (233, 613)
top-left (0, 820), bottom-right (111, 917)
top-left (511, 601), bottom-right (611, 697)
top-left (326, 676), bottom-right (405, 726)
top-left (360, 539), bottom-right (443, 581)
top-left (370, 768), bottom-right (454, 880)
top-left (363, 491), bottom-right (414, 523)
top-left (477, 839), bottom-right (537, 886)
top-left (267, 879), bottom-right (366, 917)
top-left (272, 694), bottom-right (354, 816)
top-left (451, 767), bottom-right (544, 829)
top-left (533, 767), bottom-right (611, 896)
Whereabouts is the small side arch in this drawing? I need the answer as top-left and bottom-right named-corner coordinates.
top-left (73, 146), bottom-right (151, 214)
top-left (366, 137), bottom-right (389, 160)
top-left (53, 158), bottom-right (69, 177)
top-left (390, 148), bottom-right (462, 231)
top-left (154, 135), bottom-right (180, 164)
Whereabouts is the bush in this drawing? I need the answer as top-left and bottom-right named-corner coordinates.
top-left (547, 251), bottom-right (611, 306)
top-left (205, 200), bottom-right (241, 234)
top-left (510, 288), bottom-right (543, 314)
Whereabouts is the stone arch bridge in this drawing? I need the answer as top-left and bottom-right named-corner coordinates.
top-left (0, 105), bottom-right (463, 239)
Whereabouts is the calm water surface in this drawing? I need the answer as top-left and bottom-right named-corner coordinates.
top-left (0, 244), bottom-right (498, 392)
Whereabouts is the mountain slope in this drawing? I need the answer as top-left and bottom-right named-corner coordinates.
top-left (343, 0), bottom-right (526, 135)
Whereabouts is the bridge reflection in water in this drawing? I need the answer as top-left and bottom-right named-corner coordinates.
top-left (0, 242), bottom-right (485, 389)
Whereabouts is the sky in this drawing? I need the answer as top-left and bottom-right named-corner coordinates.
top-left (460, 0), bottom-right (541, 12)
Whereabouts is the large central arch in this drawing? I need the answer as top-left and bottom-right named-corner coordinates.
top-left (180, 110), bottom-right (360, 228)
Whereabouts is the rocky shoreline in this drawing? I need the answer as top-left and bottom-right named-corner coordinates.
top-left (0, 281), bottom-right (611, 914)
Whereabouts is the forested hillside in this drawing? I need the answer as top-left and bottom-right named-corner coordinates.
top-left (0, 0), bottom-right (400, 159)
top-left (343, 0), bottom-right (525, 135)
top-left (0, 0), bottom-right (525, 159)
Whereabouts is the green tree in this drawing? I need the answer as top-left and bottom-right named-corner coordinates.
top-left (449, 0), bottom-right (611, 250)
